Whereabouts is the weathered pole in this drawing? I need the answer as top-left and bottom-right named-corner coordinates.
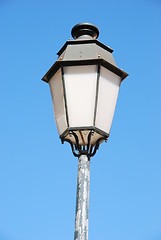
top-left (74, 155), bottom-right (90, 240)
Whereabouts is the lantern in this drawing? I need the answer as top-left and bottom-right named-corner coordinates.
top-left (42, 23), bottom-right (128, 158)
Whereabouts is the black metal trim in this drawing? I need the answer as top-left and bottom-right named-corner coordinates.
top-left (42, 59), bottom-right (128, 83)
top-left (87, 130), bottom-right (94, 151)
top-left (61, 138), bottom-right (79, 158)
top-left (59, 126), bottom-right (109, 140)
top-left (90, 137), bottom-right (106, 157)
top-left (93, 65), bottom-right (100, 126)
top-left (61, 67), bottom-right (69, 127)
top-left (61, 130), bottom-right (108, 159)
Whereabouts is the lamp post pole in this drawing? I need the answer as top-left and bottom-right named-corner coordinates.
top-left (74, 155), bottom-right (90, 240)
top-left (42, 22), bottom-right (128, 240)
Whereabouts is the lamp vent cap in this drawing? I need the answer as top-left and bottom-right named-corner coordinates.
top-left (71, 23), bottom-right (99, 40)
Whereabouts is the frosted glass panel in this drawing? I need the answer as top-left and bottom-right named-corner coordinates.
top-left (64, 65), bottom-right (97, 127)
top-left (95, 67), bottom-right (121, 134)
top-left (49, 69), bottom-right (67, 135)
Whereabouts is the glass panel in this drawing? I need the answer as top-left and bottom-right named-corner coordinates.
top-left (95, 66), bottom-right (121, 134)
top-left (63, 65), bottom-right (97, 128)
top-left (49, 69), bottom-right (67, 135)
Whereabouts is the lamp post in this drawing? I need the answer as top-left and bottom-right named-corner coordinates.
top-left (42, 23), bottom-right (128, 240)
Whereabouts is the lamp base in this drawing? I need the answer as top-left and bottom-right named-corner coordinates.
top-left (61, 129), bottom-right (108, 159)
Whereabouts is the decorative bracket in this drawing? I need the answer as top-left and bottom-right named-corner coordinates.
top-left (61, 130), bottom-right (108, 159)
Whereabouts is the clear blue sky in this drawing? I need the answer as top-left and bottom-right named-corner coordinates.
top-left (0, 0), bottom-right (161, 240)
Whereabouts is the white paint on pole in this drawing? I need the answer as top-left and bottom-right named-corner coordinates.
top-left (74, 155), bottom-right (90, 240)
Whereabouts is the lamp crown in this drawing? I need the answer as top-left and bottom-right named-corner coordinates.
top-left (71, 23), bottom-right (99, 40)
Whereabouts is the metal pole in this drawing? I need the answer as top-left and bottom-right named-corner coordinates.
top-left (74, 154), bottom-right (90, 240)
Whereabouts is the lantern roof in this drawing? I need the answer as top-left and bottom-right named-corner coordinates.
top-left (42, 23), bottom-right (128, 83)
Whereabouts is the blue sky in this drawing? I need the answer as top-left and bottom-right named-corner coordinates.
top-left (0, 0), bottom-right (161, 240)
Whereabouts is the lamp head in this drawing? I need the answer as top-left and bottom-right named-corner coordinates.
top-left (42, 23), bottom-right (128, 158)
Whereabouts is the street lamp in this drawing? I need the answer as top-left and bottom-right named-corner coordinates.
top-left (42, 23), bottom-right (128, 240)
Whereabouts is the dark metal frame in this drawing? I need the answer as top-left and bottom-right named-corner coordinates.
top-left (61, 67), bottom-right (69, 127)
top-left (60, 126), bottom-right (109, 140)
top-left (93, 65), bottom-right (100, 126)
top-left (42, 61), bottom-right (124, 159)
top-left (59, 62), bottom-right (109, 159)
top-left (61, 130), bottom-right (108, 159)
top-left (44, 62), bottom-right (112, 159)
top-left (42, 59), bottom-right (128, 83)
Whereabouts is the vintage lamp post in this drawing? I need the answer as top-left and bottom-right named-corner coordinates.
top-left (42, 23), bottom-right (128, 240)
